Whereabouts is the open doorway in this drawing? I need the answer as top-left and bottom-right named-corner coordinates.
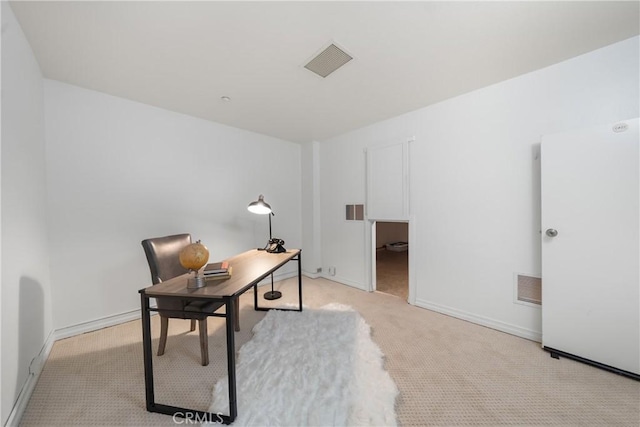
top-left (375, 222), bottom-right (408, 300)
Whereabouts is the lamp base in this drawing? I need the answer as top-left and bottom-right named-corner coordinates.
top-left (264, 290), bottom-right (282, 300)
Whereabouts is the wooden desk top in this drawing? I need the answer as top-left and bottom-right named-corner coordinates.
top-left (141, 249), bottom-right (300, 299)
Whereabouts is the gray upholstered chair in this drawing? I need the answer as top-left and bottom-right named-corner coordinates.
top-left (141, 233), bottom-right (239, 366)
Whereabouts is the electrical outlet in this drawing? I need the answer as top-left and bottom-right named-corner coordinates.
top-left (328, 266), bottom-right (336, 276)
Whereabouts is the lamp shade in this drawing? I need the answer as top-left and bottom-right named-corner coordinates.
top-left (247, 194), bottom-right (272, 215)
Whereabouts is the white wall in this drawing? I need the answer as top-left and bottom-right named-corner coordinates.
top-left (319, 36), bottom-right (640, 340)
top-left (44, 80), bottom-right (302, 330)
top-left (1, 2), bottom-right (53, 424)
top-left (320, 134), bottom-right (370, 288)
top-left (300, 141), bottom-right (322, 275)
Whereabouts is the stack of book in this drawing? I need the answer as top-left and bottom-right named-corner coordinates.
top-left (203, 261), bottom-right (232, 281)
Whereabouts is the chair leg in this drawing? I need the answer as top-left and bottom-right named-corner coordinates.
top-left (198, 319), bottom-right (209, 366)
top-left (158, 316), bottom-right (169, 356)
top-left (190, 319), bottom-right (196, 332)
top-left (234, 299), bottom-right (241, 332)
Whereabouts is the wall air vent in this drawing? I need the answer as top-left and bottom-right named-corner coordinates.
top-left (516, 274), bottom-right (542, 305)
top-left (304, 43), bottom-right (353, 78)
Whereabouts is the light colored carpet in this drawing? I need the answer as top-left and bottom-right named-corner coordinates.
top-left (209, 304), bottom-right (397, 426)
top-left (19, 277), bottom-right (640, 426)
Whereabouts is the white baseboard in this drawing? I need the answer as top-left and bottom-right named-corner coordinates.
top-left (5, 369), bottom-right (39, 426)
top-left (319, 274), bottom-right (368, 291)
top-left (415, 298), bottom-right (542, 342)
top-left (55, 306), bottom-right (153, 341)
top-left (302, 270), bottom-right (321, 279)
top-left (5, 306), bottom-right (156, 426)
top-left (5, 330), bottom-right (55, 427)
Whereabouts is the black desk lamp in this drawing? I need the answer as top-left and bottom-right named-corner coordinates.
top-left (248, 195), bottom-right (282, 300)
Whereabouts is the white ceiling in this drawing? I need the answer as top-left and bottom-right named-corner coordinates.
top-left (9, 1), bottom-right (640, 143)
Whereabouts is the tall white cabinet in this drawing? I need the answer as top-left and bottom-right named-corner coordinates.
top-left (541, 118), bottom-right (639, 378)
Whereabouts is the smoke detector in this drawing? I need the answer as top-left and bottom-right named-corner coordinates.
top-left (304, 42), bottom-right (353, 78)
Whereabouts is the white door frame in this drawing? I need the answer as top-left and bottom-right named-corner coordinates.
top-left (367, 217), bottom-right (417, 305)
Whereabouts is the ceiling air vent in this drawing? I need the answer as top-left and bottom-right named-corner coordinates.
top-left (304, 43), bottom-right (353, 78)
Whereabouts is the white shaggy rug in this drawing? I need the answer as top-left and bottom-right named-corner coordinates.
top-left (208, 304), bottom-right (398, 426)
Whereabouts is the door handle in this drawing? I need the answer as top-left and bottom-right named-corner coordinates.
top-left (545, 229), bottom-right (558, 237)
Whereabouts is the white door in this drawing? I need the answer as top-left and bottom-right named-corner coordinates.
top-left (541, 118), bottom-right (639, 376)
